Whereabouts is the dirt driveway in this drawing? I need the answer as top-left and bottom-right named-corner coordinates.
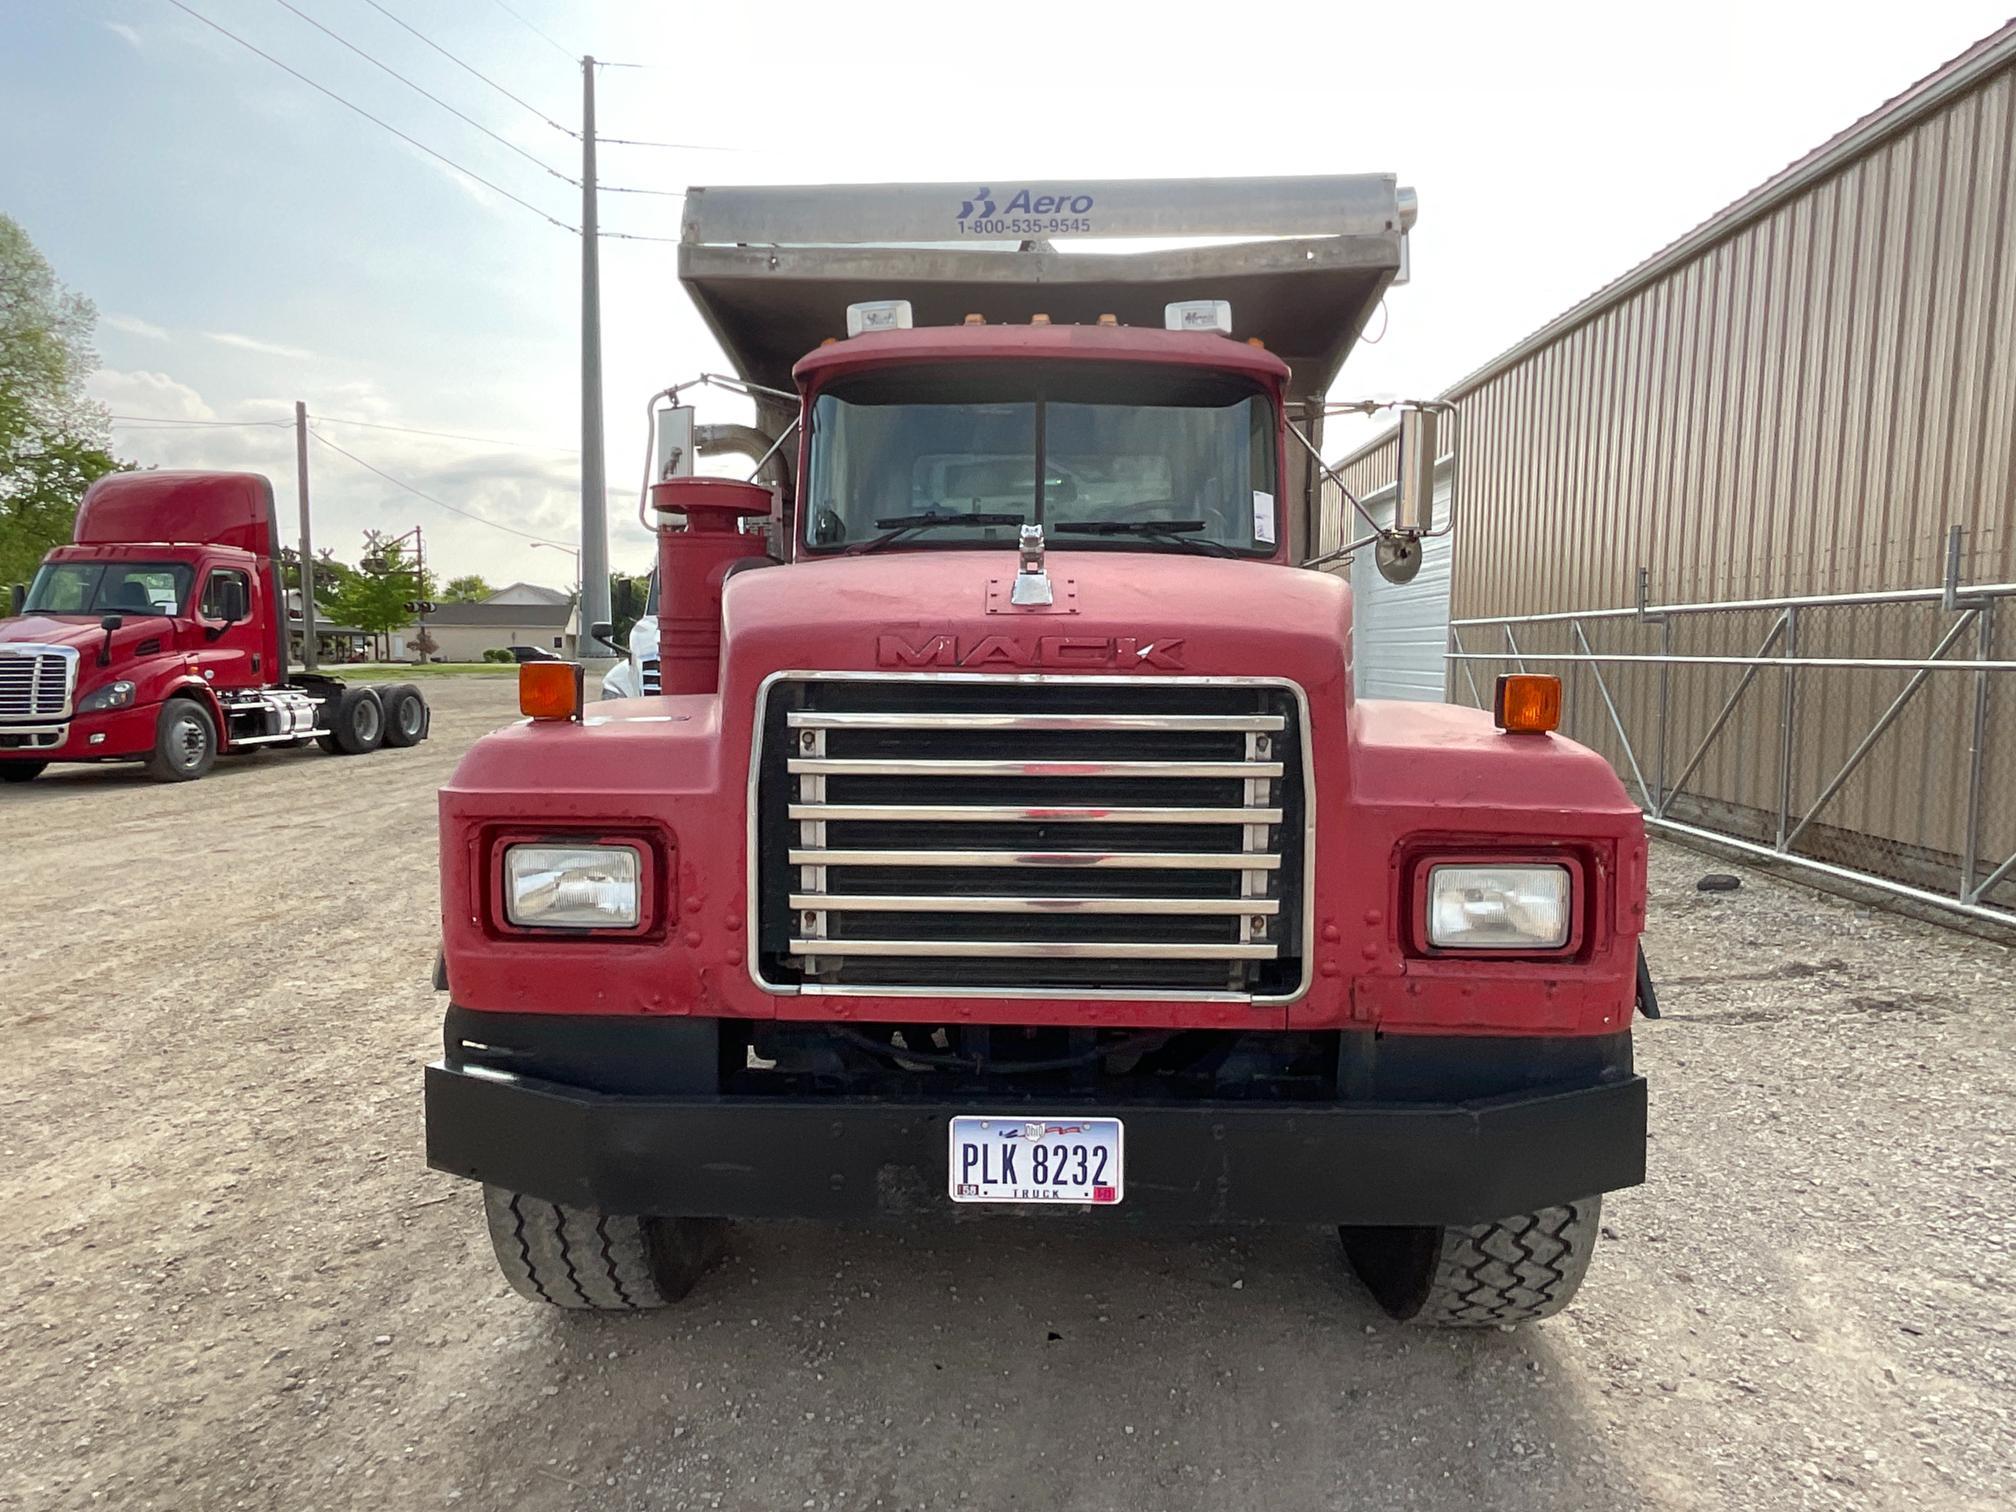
top-left (2, 675), bottom-right (2011, 1511)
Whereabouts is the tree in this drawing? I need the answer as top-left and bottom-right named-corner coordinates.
top-left (325, 538), bottom-right (434, 660)
top-left (0, 215), bottom-right (125, 584)
top-left (609, 568), bottom-right (652, 645)
top-left (441, 574), bottom-right (491, 603)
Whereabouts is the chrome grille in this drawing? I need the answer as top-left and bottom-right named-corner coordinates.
top-left (641, 656), bottom-right (661, 695)
top-left (0, 648), bottom-right (77, 721)
top-left (753, 675), bottom-right (1308, 998)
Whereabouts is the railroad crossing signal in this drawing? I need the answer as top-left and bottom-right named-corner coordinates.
top-left (406, 600), bottom-right (437, 615)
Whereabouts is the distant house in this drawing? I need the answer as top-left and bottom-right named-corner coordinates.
top-left (483, 581), bottom-right (572, 608)
top-left (404, 600), bottom-right (577, 662)
top-left (285, 588), bottom-right (372, 663)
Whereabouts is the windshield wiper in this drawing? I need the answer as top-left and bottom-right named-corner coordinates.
top-left (1051, 520), bottom-right (1239, 556)
top-left (851, 511), bottom-right (1026, 554)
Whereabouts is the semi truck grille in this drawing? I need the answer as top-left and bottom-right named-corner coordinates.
top-left (641, 657), bottom-right (661, 695)
top-left (753, 674), bottom-right (1308, 998)
top-left (0, 649), bottom-right (77, 721)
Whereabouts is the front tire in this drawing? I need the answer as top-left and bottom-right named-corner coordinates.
top-left (145, 698), bottom-right (218, 782)
top-left (482, 1188), bottom-right (725, 1310)
top-left (0, 762), bottom-right (47, 784)
top-left (1341, 1199), bottom-right (1602, 1327)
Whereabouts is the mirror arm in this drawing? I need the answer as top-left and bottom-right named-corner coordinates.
top-left (1286, 422), bottom-right (1384, 537)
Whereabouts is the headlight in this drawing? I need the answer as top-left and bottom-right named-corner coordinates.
top-left (78, 681), bottom-right (136, 713)
top-left (504, 844), bottom-right (640, 929)
top-left (1427, 864), bottom-right (1571, 950)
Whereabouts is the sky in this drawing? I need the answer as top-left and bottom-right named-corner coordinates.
top-left (2, 0), bottom-right (2010, 591)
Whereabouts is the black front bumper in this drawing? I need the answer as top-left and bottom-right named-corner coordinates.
top-left (425, 1060), bottom-right (1646, 1226)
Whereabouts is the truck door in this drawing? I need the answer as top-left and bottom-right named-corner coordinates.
top-left (194, 566), bottom-right (266, 689)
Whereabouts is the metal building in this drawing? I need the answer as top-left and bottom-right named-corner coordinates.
top-left (1325, 21), bottom-right (2016, 926)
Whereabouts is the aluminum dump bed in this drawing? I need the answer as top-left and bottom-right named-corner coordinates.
top-left (677, 176), bottom-right (1415, 403)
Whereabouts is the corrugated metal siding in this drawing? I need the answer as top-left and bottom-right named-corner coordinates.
top-left (1325, 32), bottom-right (2016, 901)
top-left (1348, 469), bottom-right (1454, 701)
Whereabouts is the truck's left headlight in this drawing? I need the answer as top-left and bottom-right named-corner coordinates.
top-left (1427, 864), bottom-right (1571, 950)
top-left (78, 680), bottom-right (136, 713)
top-left (504, 844), bottom-right (640, 929)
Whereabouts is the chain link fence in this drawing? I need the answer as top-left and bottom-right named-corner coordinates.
top-left (1447, 577), bottom-right (2016, 926)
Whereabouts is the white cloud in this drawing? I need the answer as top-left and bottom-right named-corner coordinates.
top-left (88, 367), bottom-right (217, 421)
top-left (204, 331), bottom-right (315, 360)
top-left (86, 366), bottom-right (592, 589)
top-left (102, 312), bottom-right (169, 341)
top-left (102, 21), bottom-right (141, 49)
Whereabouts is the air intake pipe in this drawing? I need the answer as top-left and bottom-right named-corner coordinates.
top-left (649, 476), bottom-right (772, 695)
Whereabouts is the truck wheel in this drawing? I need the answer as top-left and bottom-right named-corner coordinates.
top-left (321, 687), bottom-right (385, 755)
top-left (482, 1187), bottom-right (725, 1310)
top-left (1340, 1199), bottom-right (1601, 1328)
top-left (145, 698), bottom-right (218, 782)
top-left (380, 683), bottom-right (429, 747)
top-left (0, 762), bottom-right (47, 783)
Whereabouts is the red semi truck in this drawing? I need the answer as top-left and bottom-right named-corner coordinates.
top-left (0, 470), bottom-right (428, 782)
top-left (426, 177), bottom-right (1652, 1326)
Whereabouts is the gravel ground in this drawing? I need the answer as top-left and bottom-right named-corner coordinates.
top-left (2, 675), bottom-right (2011, 1511)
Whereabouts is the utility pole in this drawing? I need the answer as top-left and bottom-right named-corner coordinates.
top-left (578, 54), bottom-right (611, 642)
top-left (294, 400), bottom-right (318, 671)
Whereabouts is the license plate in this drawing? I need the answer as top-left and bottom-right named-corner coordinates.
top-left (948, 1116), bottom-right (1124, 1205)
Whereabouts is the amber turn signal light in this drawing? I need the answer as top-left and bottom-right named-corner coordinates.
top-left (520, 661), bottom-right (584, 722)
top-left (1493, 673), bottom-right (1561, 734)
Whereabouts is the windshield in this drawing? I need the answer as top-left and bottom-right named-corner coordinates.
top-left (804, 363), bottom-right (1277, 554)
top-left (24, 561), bottom-right (193, 616)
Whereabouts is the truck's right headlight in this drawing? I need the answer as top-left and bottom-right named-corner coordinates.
top-left (1426, 864), bottom-right (1572, 950)
top-left (504, 844), bottom-right (641, 929)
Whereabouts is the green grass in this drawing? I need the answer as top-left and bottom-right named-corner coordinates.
top-left (334, 662), bottom-right (518, 681)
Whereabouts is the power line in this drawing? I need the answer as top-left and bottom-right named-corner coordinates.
top-left (267, 0), bottom-right (575, 185)
top-left (598, 229), bottom-right (682, 243)
top-left (313, 414), bottom-right (578, 453)
top-left (599, 135), bottom-right (743, 151)
top-left (110, 410), bottom-right (577, 455)
top-left (486, 0), bottom-right (573, 61)
top-left (110, 414), bottom-right (288, 428)
top-left (355, 0), bottom-right (578, 140)
top-left (598, 184), bottom-right (686, 197)
top-left (161, 0), bottom-right (579, 235)
top-left (310, 430), bottom-right (576, 546)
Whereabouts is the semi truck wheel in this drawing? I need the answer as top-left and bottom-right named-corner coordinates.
top-left (145, 698), bottom-right (218, 782)
top-left (0, 762), bottom-right (47, 783)
top-left (380, 683), bottom-right (429, 747)
top-left (481, 1187), bottom-right (725, 1310)
top-left (1340, 1199), bottom-right (1601, 1328)
top-left (318, 687), bottom-right (385, 755)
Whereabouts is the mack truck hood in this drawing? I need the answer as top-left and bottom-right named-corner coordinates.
top-left (719, 551), bottom-right (1353, 699)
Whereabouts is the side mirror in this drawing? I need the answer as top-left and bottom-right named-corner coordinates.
top-left (590, 619), bottom-right (623, 655)
top-left (219, 580), bottom-right (248, 623)
top-left (101, 614), bottom-right (124, 632)
top-left (1394, 406), bottom-right (1439, 536)
top-left (7, 584), bottom-right (23, 617)
top-left (99, 614), bottom-right (122, 666)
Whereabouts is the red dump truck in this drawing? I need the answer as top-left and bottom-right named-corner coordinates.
top-left (426, 177), bottom-right (1652, 1326)
top-left (0, 471), bottom-right (428, 782)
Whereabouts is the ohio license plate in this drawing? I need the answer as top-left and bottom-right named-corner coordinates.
top-left (948, 1116), bottom-right (1124, 1205)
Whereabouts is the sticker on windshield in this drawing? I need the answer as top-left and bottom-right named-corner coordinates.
top-left (1253, 491), bottom-right (1276, 546)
